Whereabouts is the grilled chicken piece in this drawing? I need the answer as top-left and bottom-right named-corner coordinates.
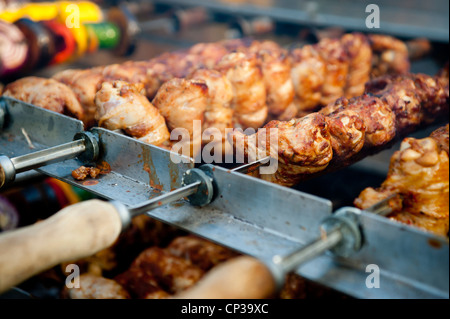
top-left (101, 61), bottom-right (161, 101)
top-left (216, 52), bottom-right (268, 129)
top-left (341, 33), bottom-right (372, 98)
top-left (290, 45), bottom-right (326, 115)
top-left (368, 34), bottom-right (410, 78)
top-left (117, 247), bottom-right (204, 295)
top-left (189, 69), bottom-right (234, 152)
top-left (320, 95), bottom-right (396, 148)
top-left (95, 81), bottom-right (170, 146)
top-left (355, 127), bottom-right (449, 237)
top-left (188, 42), bottom-right (230, 69)
top-left (53, 68), bottom-right (104, 127)
top-left (45, 33), bottom-right (411, 137)
top-left (316, 38), bottom-right (350, 106)
top-left (152, 78), bottom-right (208, 157)
top-left (230, 113), bottom-right (334, 185)
top-left (3, 76), bottom-right (84, 120)
top-left (289, 33), bottom-right (373, 116)
top-left (229, 71), bottom-right (449, 187)
top-left (322, 109), bottom-right (366, 160)
top-left (245, 41), bottom-right (296, 118)
top-left (65, 274), bottom-right (130, 299)
top-left (167, 235), bottom-right (239, 271)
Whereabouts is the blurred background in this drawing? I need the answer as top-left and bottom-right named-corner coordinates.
top-left (1, 0), bottom-right (449, 81)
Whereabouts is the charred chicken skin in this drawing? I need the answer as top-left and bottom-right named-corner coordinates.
top-left (230, 70), bottom-right (449, 187)
top-left (355, 125), bottom-right (449, 237)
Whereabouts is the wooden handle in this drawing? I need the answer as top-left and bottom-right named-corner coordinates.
top-left (175, 256), bottom-right (277, 299)
top-left (0, 199), bottom-right (122, 293)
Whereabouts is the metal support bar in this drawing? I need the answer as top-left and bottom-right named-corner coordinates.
top-left (128, 181), bottom-right (201, 218)
top-left (110, 167), bottom-right (214, 230)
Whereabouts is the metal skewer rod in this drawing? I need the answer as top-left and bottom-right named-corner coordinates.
top-left (231, 156), bottom-right (271, 173)
top-left (8, 139), bottom-right (86, 173)
top-left (0, 132), bottom-right (99, 188)
top-left (272, 228), bottom-right (343, 274)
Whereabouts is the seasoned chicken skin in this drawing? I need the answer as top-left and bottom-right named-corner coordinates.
top-left (3, 76), bottom-right (84, 120)
top-left (102, 61), bottom-right (162, 100)
top-left (316, 38), bottom-right (350, 106)
top-left (289, 33), bottom-right (373, 116)
top-left (246, 41), bottom-right (296, 118)
top-left (341, 33), bottom-right (372, 98)
top-left (216, 52), bottom-right (268, 129)
top-left (369, 34), bottom-right (410, 78)
top-left (35, 32), bottom-right (413, 151)
top-left (229, 71), bottom-right (449, 187)
top-left (152, 78), bottom-right (208, 157)
top-left (290, 45), bottom-right (326, 115)
top-left (95, 81), bottom-right (170, 146)
top-left (355, 126), bottom-right (449, 237)
top-left (190, 69), bottom-right (234, 148)
top-left (53, 68), bottom-right (104, 127)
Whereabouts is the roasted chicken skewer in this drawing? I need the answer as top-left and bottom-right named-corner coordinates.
top-left (2, 34), bottom-right (426, 159)
top-left (230, 69), bottom-right (449, 187)
top-left (48, 33), bottom-right (412, 129)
